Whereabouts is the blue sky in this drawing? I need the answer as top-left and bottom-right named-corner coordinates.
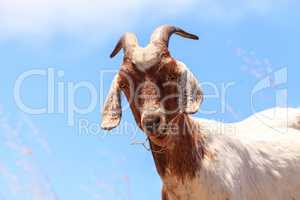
top-left (0, 1), bottom-right (300, 200)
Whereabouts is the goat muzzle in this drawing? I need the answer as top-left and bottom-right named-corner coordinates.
top-left (142, 113), bottom-right (162, 133)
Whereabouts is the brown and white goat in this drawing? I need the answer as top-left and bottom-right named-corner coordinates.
top-left (101, 25), bottom-right (300, 200)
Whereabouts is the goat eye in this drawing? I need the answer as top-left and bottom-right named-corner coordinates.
top-left (120, 82), bottom-right (127, 89)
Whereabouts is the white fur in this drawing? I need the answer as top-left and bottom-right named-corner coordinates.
top-left (165, 107), bottom-right (300, 200)
top-left (131, 44), bottom-right (162, 70)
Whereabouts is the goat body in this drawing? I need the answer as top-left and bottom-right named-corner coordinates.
top-left (160, 108), bottom-right (300, 200)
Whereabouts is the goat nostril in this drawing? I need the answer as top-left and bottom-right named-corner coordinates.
top-left (143, 116), bottom-right (161, 132)
top-left (153, 117), bottom-right (160, 125)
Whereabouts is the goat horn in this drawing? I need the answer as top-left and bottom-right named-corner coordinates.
top-left (110, 32), bottom-right (139, 58)
top-left (150, 25), bottom-right (199, 48)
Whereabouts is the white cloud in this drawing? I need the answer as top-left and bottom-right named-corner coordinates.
top-left (0, 0), bottom-right (294, 42)
top-left (0, 0), bottom-right (142, 41)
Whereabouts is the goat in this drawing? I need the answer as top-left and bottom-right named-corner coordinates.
top-left (101, 25), bottom-right (300, 200)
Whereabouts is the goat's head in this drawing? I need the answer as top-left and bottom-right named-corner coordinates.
top-left (101, 25), bottom-right (203, 145)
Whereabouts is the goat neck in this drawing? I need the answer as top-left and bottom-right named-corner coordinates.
top-left (149, 114), bottom-right (205, 181)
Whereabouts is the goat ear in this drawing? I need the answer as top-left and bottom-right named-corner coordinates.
top-left (178, 65), bottom-right (203, 114)
top-left (101, 75), bottom-right (122, 130)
